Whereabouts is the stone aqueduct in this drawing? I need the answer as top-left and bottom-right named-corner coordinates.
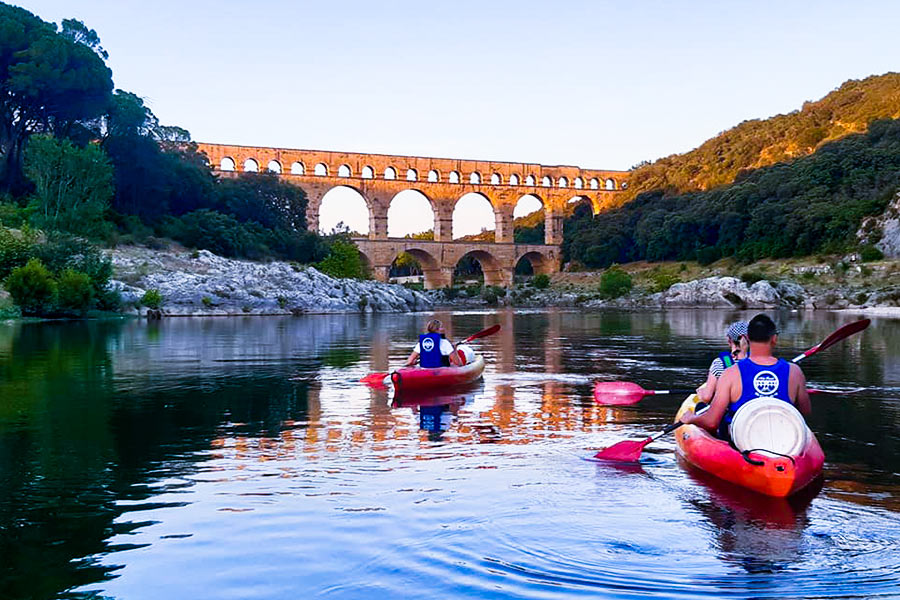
top-left (197, 143), bottom-right (628, 288)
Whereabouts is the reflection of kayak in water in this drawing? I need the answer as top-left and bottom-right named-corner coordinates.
top-left (675, 394), bottom-right (824, 498)
top-left (390, 355), bottom-right (485, 392)
top-left (391, 384), bottom-right (479, 440)
top-left (683, 462), bottom-right (822, 574)
top-left (682, 459), bottom-right (822, 529)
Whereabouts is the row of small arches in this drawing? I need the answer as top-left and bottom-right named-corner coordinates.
top-left (219, 157), bottom-right (619, 190)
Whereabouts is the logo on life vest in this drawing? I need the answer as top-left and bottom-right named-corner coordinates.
top-left (752, 370), bottom-right (779, 396)
top-left (421, 338), bottom-right (435, 352)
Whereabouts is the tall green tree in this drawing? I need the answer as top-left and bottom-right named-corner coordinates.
top-left (0, 4), bottom-right (113, 193)
top-left (24, 135), bottom-right (113, 238)
top-left (101, 90), bottom-right (215, 220)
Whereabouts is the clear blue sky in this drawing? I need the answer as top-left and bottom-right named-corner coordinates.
top-left (17, 1), bottom-right (900, 235)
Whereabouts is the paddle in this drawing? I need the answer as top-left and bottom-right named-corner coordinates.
top-left (359, 324), bottom-right (501, 386)
top-left (593, 318), bottom-right (871, 462)
top-left (593, 381), bottom-right (699, 406)
top-left (594, 381), bottom-right (863, 406)
top-left (791, 318), bottom-right (870, 363)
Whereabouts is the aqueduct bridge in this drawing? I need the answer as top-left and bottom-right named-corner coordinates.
top-left (198, 142), bottom-right (629, 288)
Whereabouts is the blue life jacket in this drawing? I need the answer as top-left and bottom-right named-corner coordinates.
top-left (418, 333), bottom-right (443, 368)
top-left (719, 358), bottom-right (792, 439)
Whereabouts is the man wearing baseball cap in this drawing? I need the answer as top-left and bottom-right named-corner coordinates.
top-left (684, 314), bottom-right (811, 441)
top-left (696, 320), bottom-right (749, 403)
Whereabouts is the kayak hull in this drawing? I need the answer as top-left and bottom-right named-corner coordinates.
top-left (674, 394), bottom-right (824, 498)
top-left (391, 356), bottom-right (485, 392)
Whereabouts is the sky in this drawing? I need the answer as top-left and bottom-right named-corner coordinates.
top-left (20, 0), bottom-right (900, 236)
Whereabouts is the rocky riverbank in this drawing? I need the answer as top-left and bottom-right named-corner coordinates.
top-left (111, 245), bottom-right (431, 316)
top-left (429, 256), bottom-right (900, 315)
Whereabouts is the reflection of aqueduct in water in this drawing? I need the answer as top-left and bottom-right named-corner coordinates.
top-left (198, 143), bottom-right (629, 288)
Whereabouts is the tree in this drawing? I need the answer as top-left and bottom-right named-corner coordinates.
top-left (101, 90), bottom-right (216, 220)
top-left (0, 5), bottom-right (113, 192)
top-left (216, 172), bottom-right (308, 230)
top-left (24, 135), bottom-right (113, 238)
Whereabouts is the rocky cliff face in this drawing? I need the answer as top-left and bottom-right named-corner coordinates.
top-left (111, 246), bottom-right (431, 316)
top-left (858, 191), bottom-right (900, 258)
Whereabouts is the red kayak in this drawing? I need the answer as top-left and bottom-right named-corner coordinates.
top-left (390, 356), bottom-right (485, 392)
top-left (674, 394), bottom-right (824, 498)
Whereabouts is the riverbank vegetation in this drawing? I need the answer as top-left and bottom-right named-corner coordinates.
top-left (559, 118), bottom-right (900, 268)
top-left (0, 3), bottom-right (363, 317)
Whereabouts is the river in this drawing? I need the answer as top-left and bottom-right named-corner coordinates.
top-left (1, 309), bottom-right (898, 599)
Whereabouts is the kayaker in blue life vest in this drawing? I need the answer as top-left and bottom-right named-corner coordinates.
top-left (403, 319), bottom-right (462, 368)
top-left (696, 321), bottom-right (749, 403)
top-left (682, 314), bottom-right (811, 441)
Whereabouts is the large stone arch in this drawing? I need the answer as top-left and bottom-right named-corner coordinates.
top-left (456, 249), bottom-right (506, 287)
top-left (307, 184), bottom-right (373, 235)
top-left (452, 192), bottom-right (498, 241)
top-left (392, 247), bottom-right (445, 289)
top-left (565, 194), bottom-right (598, 216)
top-left (387, 188), bottom-right (436, 238)
top-left (515, 249), bottom-right (552, 275)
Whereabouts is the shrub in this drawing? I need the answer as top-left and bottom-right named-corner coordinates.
top-left (442, 286), bottom-right (460, 300)
top-left (599, 265), bottom-right (632, 298)
top-left (357, 296), bottom-right (369, 310)
top-left (277, 295), bottom-right (288, 308)
top-left (56, 269), bottom-right (94, 314)
top-left (860, 245), bottom-right (884, 262)
top-left (482, 289), bottom-right (499, 305)
top-left (650, 270), bottom-right (680, 293)
top-left (740, 271), bottom-right (766, 285)
top-left (532, 273), bottom-right (550, 289)
top-left (141, 289), bottom-right (162, 309)
top-left (0, 227), bottom-right (37, 279)
top-left (202, 296), bottom-right (213, 307)
top-left (316, 239), bottom-right (365, 279)
top-left (4, 259), bottom-right (58, 316)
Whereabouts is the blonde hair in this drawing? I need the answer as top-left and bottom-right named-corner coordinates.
top-left (426, 319), bottom-right (442, 333)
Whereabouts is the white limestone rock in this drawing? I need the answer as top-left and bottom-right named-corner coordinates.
top-left (858, 191), bottom-right (900, 258)
top-left (654, 276), bottom-right (806, 308)
top-left (110, 246), bottom-right (431, 316)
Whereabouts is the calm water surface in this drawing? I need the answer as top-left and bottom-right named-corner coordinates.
top-left (1, 309), bottom-right (899, 599)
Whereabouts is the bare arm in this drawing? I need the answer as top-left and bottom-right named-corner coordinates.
top-left (684, 366), bottom-right (736, 431)
top-left (404, 350), bottom-right (419, 367)
top-left (696, 370), bottom-right (718, 403)
top-left (790, 363), bottom-right (811, 416)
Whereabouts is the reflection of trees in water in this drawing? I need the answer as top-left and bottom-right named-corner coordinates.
top-left (0, 321), bottom-right (322, 599)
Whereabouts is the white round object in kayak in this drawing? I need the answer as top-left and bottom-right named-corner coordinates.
top-left (456, 344), bottom-right (476, 365)
top-left (730, 398), bottom-right (810, 456)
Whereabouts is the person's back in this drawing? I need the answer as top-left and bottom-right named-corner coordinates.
top-left (682, 314), bottom-right (811, 441)
top-left (404, 318), bottom-right (460, 368)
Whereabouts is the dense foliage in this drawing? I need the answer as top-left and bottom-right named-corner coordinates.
top-left (622, 73), bottom-right (900, 202)
top-left (561, 119), bottom-right (900, 268)
top-left (0, 2), bottom-right (342, 324)
top-left (24, 135), bottom-right (113, 238)
top-left (0, 3), bottom-right (113, 193)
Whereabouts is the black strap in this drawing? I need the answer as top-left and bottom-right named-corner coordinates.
top-left (741, 448), bottom-right (797, 467)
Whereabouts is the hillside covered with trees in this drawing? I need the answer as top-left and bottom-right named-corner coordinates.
top-left (562, 117), bottom-right (900, 268)
top-left (622, 73), bottom-right (900, 202)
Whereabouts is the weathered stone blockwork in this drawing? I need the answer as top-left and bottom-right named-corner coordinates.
top-left (197, 142), bottom-right (628, 288)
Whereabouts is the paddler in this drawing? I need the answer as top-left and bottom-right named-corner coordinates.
top-left (696, 321), bottom-right (749, 402)
top-left (403, 319), bottom-right (462, 368)
top-left (682, 314), bottom-right (811, 442)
